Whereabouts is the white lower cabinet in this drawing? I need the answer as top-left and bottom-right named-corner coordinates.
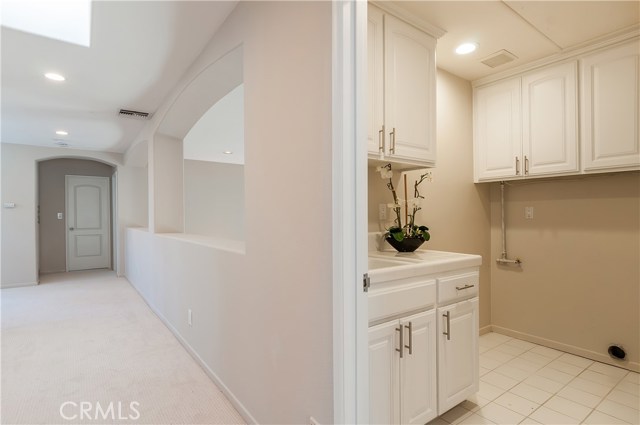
top-left (437, 298), bottom-right (480, 413)
top-left (369, 310), bottom-right (438, 425)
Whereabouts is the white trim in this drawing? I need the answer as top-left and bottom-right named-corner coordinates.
top-left (125, 279), bottom-right (258, 424)
top-left (0, 281), bottom-right (39, 289)
top-left (370, 1), bottom-right (446, 39)
top-left (492, 325), bottom-right (640, 373)
top-left (332, 1), bottom-right (368, 423)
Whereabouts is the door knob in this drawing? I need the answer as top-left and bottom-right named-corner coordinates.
top-left (69, 227), bottom-right (74, 231)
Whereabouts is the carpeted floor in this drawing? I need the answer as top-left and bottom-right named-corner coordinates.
top-left (1, 270), bottom-right (245, 424)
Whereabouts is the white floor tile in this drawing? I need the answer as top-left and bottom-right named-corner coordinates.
top-left (508, 357), bottom-right (543, 374)
top-left (458, 413), bottom-right (496, 425)
top-left (509, 383), bottom-right (553, 405)
top-left (557, 353), bottom-right (594, 369)
top-left (529, 406), bottom-right (580, 424)
top-left (556, 385), bottom-right (603, 409)
top-left (588, 362), bottom-right (629, 379)
top-left (441, 405), bottom-right (473, 424)
top-left (494, 343), bottom-right (529, 357)
top-left (605, 388), bottom-right (640, 410)
top-left (524, 374), bottom-right (565, 394)
top-left (520, 351), bottom-right (554, 367)
top-left (596, 399), bottom-right (640, 423)
top-left (542, 395), bottom-right (592, 421)
top-left (427, 417), bottom-right (449, 425)
top-left (475, 402), bottom-right (525, 425)
top-left (567, 377), bottom-right (613, 398)
top-left (464, 393), bottom-right (492, 411)
top-left (546, 359), bottom-right (585, 376)
top-left (493, 392), bottom-right (539, 416)
top-left (494, 364), bottom-right (532, 382)
top-left (478, 381), bottom-right (507, 401)
top-left (482, 371), bottom-right (520, 391)
top-left (480, 355), bottom-right (504, 371)
top-left (519, 418), bottom-right (542, 425)
top-left (529, 345), bottom-right (563, 359)
top-left (616, 380), bottom-right (640, 397)
top-left (479, 333), bottom-right (512, 348)
top-left (483, 349), bottom-right (516, 364)
top-left (480, 345), bottom-right (491, 354)
top-left (579, 369), bottom-right (622, 387)
top-left (582, 410), bottom-right (630, 424)
top-left (535, 366), bottom-right (575, 385)
top-left (623, 372), bottom-right (640, 384)
top-left (480, 366), bottom-right (492, 377)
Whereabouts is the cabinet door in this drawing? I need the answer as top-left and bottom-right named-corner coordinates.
top-left (384, 14), bottom-right (436, 164)
top-left (581, 39), bottom-right (640, 172)
top-left (437, 298), bottom-right (479, 414)
top-left (369, 320), bottom-right (400, 424)
top-left (367, 5), bottom-right (385, 157)
top-left (523, 61), bottom-right (578, 176)
top-left (399, 310), bottom-right (438, 425)
top-left (474, 78), bottom-right (522, 181)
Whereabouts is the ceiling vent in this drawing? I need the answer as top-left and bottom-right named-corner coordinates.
top-left (481, 50), bottom-right (518, 68)
top-left (118, 109), bottom-right (152, 120)
top-left (53, 140), bottom-right (69, 147)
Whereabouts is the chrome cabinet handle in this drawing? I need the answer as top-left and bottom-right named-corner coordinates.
top-left (515, 156), bottom-right (520, 175)
top-left (443, 312), bottom-right (451, 341)
top-left (378, 125), bottom-right (385, 153)
top-left (396, 326), bottom-right (404, 358)
top-left (456, 284), bottom-right (475, 291)
top-left (389, 128), bottom-right (396, 154)
top-left (524, 155), bottom-right (529, 175)
top-left (404, 322), bottom-right (413, 355)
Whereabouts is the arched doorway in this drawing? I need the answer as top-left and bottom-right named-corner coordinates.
top-left (37, 158), bottom-right (116, 275)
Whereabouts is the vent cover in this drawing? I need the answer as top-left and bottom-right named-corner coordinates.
top-left (53, 140), bottom-right (69, 147)
top-left (481, 50), bottom-right (518, 68)
top-left (118, 109), bottom-right (151, 120)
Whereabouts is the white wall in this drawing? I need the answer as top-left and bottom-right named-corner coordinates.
top-left (124, 2), bottom-right (333, 423)
top-left (0, 143), bottom-right (146, 287)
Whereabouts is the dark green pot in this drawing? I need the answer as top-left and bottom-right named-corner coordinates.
top-left (385, 236), bottom-right (425, 252)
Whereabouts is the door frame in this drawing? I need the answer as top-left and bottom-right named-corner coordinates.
top-left (332, 2), bottom-right (368, 423)
top-left (64, 174), bottom-right (112, 272)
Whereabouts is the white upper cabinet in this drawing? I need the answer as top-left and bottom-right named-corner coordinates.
top-left (368, 4), bottom-right (437, 168)
top-left (523, 61), bottom-right (579, 177)
top-left (581, 39), bottom-right (640, 172)
top-left (474, 61), bottom-right (578, 182)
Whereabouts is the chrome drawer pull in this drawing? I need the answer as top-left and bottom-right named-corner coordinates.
top-left (456, 284), bottom-right (475, 291)
top-left (404, 322), bottom-right (413, 355)
top-left (396, 326), bottom-right (404, 358)
top-left (443, 312), bottom-right (451, 341)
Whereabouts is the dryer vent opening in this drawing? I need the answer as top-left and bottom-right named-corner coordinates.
top-left (608, 345), bottom-right (626, 360)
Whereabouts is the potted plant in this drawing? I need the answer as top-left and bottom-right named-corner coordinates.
top-left (376, 163), bottom-right (431, 252)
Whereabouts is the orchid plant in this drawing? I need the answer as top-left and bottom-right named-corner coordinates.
top-left (376, 163), bottom-right (431, 243)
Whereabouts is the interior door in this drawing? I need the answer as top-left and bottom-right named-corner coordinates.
top-left (66, 175), bottom-right (111, 271)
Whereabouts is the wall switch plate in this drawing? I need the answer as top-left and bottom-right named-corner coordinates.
top-left (378, 203), bottom-right (387, 220)
top-left (57, 213), bottom-right (63, 220)
top-left (525, 206), bottom-right (534, 219)
top-left (188, 309), bottom-right (192, 326)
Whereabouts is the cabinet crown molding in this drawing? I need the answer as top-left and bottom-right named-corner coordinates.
top-left (370, 1), bottom-right (447, 39)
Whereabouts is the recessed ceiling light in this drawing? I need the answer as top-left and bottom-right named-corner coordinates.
top-left (223, 150), bottom-right (233, 155)
top-left (45, 72), bottom-right (66, 81)
top-left (55, 130), bottom-right (68, 136)
top-left (455, 43), bottom-right (478, 55)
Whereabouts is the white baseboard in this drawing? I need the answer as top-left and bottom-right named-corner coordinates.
top-left (491, 325), bottom-right (639, 373)
top-left (0, 281), bottom-right (38, 289)
top-left (479, 325), bottom-right (492, 336)
top-left (124, 278), bottom-right (258, 424)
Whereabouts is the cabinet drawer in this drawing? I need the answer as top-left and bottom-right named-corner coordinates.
top-left (437, 272), bottom-right (479, 305)
top-left (369, 279), bottom-right (436, 323)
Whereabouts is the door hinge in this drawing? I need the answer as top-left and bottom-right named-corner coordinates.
top-left (363, 273), bottom-right (370, 292)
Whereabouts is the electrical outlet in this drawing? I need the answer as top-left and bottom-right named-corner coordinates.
top-left (378, 203), bottom-right (387, 220)
top-left (57, 212), bottom-right (63, 220)
top-left (188, 309), bottom-right (192, 326)
top-left (525, 206), bottom-right (534, 219)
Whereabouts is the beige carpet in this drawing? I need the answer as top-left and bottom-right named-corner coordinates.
top-left (1, 270), bottom-right (245, 424)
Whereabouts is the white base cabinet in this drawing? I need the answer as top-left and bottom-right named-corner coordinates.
top-left (369, 310), bottom-right (438, 425)
top-left (437, 298), bottom-right (479, 413)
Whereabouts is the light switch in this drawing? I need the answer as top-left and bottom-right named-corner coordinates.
top-left (57, 213), bottom-right (64, 220)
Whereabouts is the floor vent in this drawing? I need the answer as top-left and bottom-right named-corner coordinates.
top-left (481, 50), bottom-right (518, 68)
top-left (118, 109), bottom-right (152, 120)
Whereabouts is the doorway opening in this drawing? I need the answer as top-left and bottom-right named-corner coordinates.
top-left (37, 158), bottom-right (116, 276)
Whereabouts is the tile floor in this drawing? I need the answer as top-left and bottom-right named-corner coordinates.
top-left (430, 332), bottom-right (640, 425)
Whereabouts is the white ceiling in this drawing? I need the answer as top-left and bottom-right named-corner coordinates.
top-left (1, 1), bottom-right (237, 153)
top-left (2, 1), bottom-right (638, 155)
top-left (394, 1), bottom-right (640, 82)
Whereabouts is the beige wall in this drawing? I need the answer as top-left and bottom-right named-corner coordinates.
top-left (38, 158), bottom-right (114, 274)
top-left (490, 172), bottom-right (640, 370)
top-left (184, 160), bottom-right (244, 241)
top-left (368, 69), bottom-right (492, 329)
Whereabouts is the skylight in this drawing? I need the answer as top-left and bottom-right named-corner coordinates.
top-left (1, 0), bottom-right (92, 47)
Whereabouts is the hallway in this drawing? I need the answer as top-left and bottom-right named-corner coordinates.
top-left (1, 271), bottom-right (245, 424)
